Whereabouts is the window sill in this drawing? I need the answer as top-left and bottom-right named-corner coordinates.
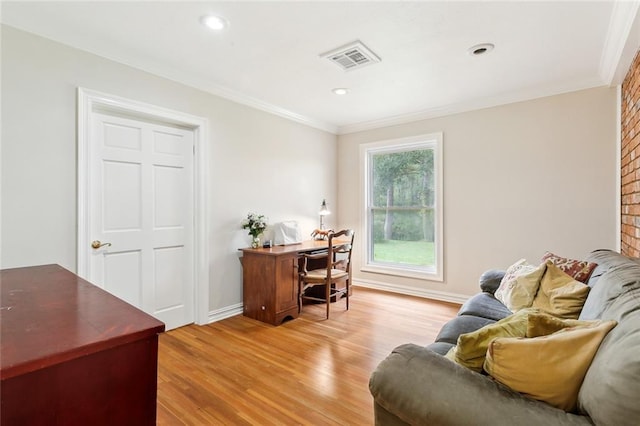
top-left (361, 264), bottom-right (443, 282)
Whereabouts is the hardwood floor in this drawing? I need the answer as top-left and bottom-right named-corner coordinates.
top-left (157, 287), bottom-right (460, 425)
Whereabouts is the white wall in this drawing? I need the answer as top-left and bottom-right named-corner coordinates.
top-left (338, 87), bottom-right (618, 300)
top-left (0, 25), bottom-right (337, 313)
top-left (0, 25), bottom-right (620, 312)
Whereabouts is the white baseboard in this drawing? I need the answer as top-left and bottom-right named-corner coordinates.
top-left (207, 303), bottom-right (243, 324)
top-left (204, 281), bottom-right (468, 325)
top-left (353, 278), bottom-right (469, 305)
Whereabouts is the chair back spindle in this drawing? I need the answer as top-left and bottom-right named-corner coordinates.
top-left (298, 229), bottom-right (355, 319)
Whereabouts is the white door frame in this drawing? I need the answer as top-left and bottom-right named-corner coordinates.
top-left (77, 87), bottom-right (210, 326)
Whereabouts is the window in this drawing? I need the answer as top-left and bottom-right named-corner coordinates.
top-left (361, 133), bottom-right (443, 281)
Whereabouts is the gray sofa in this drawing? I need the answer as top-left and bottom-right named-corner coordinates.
top-left (369, 249), bottom-right (640, 426)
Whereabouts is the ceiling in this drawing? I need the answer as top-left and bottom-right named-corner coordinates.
top-left (2, 1), bottom-right (639, 134)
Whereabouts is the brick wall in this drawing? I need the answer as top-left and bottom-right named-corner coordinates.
top-left (621, 50), bottom-right (640, 257)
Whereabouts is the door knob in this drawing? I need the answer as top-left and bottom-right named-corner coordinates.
top-left (91, 240), bottom-right (112, 249)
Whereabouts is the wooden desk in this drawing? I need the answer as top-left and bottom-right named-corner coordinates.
top-left (0, 264), bottom-right (165, 425)
top-left (240, 240), bottom-right (342, 325)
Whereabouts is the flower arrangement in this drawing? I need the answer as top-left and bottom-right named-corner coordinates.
top-left (242, 212), bottom-right (267, 247)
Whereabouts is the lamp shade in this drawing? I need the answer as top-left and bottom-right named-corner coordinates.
top-left (319, 199), bottom-right (331, 216)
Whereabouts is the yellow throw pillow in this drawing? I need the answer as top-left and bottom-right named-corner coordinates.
top-left (484, 320), bottom-right (617, 412)
top-left (445, 309), bottom-right (534, 372)
top-left (495, 261), bottom-right (546, 312)
top-left (532, 261), bottom-right (590, 319)
top-left (525, 312), bottom-right (590, 338)
top-left (446, 310), bottom-right (596, 371)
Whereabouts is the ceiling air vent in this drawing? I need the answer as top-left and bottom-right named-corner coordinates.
top-left (321, 40), bottom-right (381, 71)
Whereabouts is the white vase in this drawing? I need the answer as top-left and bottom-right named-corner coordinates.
top-left (251, 236), bottom-right (260, 249)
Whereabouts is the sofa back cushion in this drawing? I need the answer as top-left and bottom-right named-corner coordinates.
top-left (584, 249), bottom-right (636, 291)
top-left (577, 250), bottom-right (640, 425)
top-left (577, 289), bottom-right (640, 425)
top-left (579, 260), bottom-right (640, 321)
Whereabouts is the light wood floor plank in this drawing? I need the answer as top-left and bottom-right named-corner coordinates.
top-left (157, 287), bottom-right (460, 425)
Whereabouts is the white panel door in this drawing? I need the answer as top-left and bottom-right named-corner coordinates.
top-left (88, 112), bottom-right (194, 330)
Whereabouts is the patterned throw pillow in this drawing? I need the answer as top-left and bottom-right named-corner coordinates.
top-left (541, 252), bottom-right (597, 283)
top-left (495, 260), bottom-right (545, 312)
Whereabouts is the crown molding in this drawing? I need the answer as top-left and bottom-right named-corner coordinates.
top-left (194, 80), bottom-right (338, 135)
top-left (337, 79), bottom-right (605, 135)
top-left (599, 0), bottom-right (640, 86)
top-left (115, 65), bottom-right (339, 135)
top-left (10, 13), bottom-right (636, 139)
top-left (5, 24), bottom-right (338, 135)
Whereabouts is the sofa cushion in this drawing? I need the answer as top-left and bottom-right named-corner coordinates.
top-left (434, 314), bottom-right (495, 345)
top-left (586, 249), bottom-right (632, 270)
top-left (578, 288), bottom-right (640, 425)
top-left (579, 260), bottom-right (640, 321)
top-left (541, 251), bottom-right (597, 283)
top-left (458, 292), bottom-right (512, 321)
top-left (584, 250), bottom-right (623, 289)
top-left (485, 320), bottom-right (617, 412)
top-left (496, 262), bottom-right (546, 312)
top-left (370, 343), bottom-right (595, 426)
top-left (479, 269), bottom-right (506, 294)
top-left (425, 341), bottom-right (455, 356)
top-left (531, 262), bottom-right (590, 319)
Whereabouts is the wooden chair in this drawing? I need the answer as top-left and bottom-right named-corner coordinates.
top-left (298, 229), bottom-right (355, 319)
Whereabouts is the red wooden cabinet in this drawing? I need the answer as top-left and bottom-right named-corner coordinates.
top-left (1, 264), bottom-right (165, 425)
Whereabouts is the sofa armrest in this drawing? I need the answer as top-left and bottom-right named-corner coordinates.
top-left (369, 344), bottom-right (591, 426)
top-left (479, 269), bottom-right (506, 294)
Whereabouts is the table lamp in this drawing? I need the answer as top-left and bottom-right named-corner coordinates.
top-left (319, 199), bottom-right (331, 230)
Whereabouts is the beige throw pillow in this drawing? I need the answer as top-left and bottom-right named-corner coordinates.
top-left (495, 260), bottom-right (546, 312)
top-left (532, 261), bottom-right (590, 319)
top-left (484, 320), bottom-right (617, 412)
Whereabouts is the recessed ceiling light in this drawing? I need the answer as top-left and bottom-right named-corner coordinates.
top-left (468, 43), bottom-right (495, 56)
top-left (332, 88), bottom-right (349, 95)
top-left (201, 15), bottom-right (228, 31)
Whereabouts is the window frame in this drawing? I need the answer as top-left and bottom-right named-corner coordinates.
top-left (360, 132), bottom-right (444, 282)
